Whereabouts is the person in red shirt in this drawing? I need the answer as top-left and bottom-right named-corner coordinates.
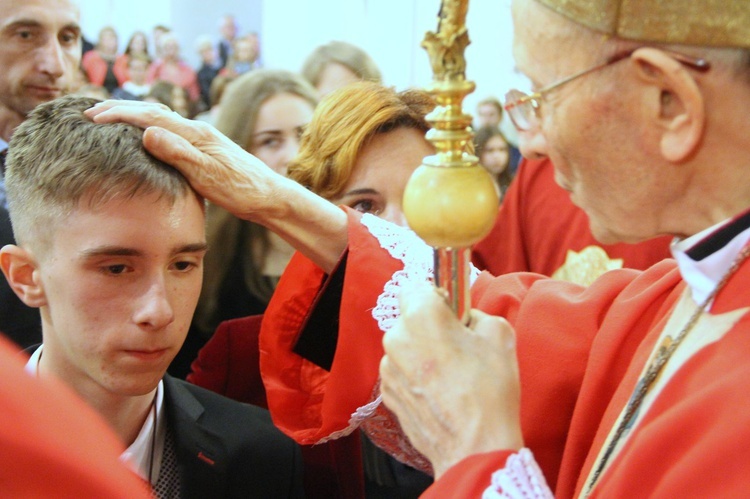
top-left (147, 33), bottom-right (200, 103)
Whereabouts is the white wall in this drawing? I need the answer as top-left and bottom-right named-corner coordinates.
top-left (78, 0), bottom-right (261, 67)
top-left (260, 0), bottom-right (524, 123)
top-left (78, 0), bottom-right (525, 138)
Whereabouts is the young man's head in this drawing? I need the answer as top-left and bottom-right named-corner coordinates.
top-left (0, 95), bottom-right (207, 399)
top-left (0, 0), bottom-right (82, 139)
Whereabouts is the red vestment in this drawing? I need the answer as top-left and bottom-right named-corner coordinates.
top-left (261, 209), bottom-right (750, 497)
top-left (0, 335), bottom-right (151, 497)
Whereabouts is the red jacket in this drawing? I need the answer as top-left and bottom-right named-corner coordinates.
top-left (81, 50), bottom-right (129, 87)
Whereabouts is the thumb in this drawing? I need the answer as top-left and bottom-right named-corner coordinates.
top-left (469, 309), bottom-right (516, 351)
top-left (142, 126), bottom-right (205, 178)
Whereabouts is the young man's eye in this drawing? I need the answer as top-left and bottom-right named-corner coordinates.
top-left (104, 264), bottom-right (128, 275)
top-left (173, 260), bottom-right (198, 272)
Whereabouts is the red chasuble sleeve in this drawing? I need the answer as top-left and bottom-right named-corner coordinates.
top-left (260, 209), bottom-right (404, 444)
top-left (421, 451), bottom-right (515, 498)
top-left (426, 257), bottom-right (750, 497)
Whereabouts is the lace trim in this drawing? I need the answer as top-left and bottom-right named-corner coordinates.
top-left (482, 449), bottom-right (554, 499)
top-left (362, 387), bottom-right (434, 474)
top-left (362, 213), bottom-right (480, 333)
top-left (317, 395), bottom-right (382, 443)
top-left (316, 215), bottom-right (480, 468)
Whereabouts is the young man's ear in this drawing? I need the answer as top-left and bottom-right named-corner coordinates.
top-left (0, 245), bottom-right (46, 308)
top-left (630, 47), bottom-right (706, 163)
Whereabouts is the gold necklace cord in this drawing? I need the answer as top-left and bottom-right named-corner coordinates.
top-left (586, 244), bottom-right (750, 495)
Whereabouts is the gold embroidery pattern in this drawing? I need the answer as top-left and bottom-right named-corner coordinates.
top-left (551, 245), bottom-right (623, 286)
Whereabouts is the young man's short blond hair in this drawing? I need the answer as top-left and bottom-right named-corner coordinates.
top-left (5, 95), bottom-right (195, 256)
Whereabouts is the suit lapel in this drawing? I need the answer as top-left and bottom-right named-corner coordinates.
top-left (163, 376), bottom-right (228, 498)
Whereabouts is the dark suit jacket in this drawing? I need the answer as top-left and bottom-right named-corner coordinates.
top-left (187, 316), bottom-right (366, 499)
top-left (0, 153), bottom-right (42, 348)
top-left (164, 375), bottom-right (305, 498)
top-left (217, 39), bottom-right (232, 69)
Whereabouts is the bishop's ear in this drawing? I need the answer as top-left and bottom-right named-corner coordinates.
top-left (0, 245), bottom-right (46, 308)
top-left (630, 47), bottom-right (706, 163)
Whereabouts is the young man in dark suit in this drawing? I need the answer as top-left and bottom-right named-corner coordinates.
top-left (0, 95), bottom-right (304, 498)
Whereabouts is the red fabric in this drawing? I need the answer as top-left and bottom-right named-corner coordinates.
top-left (147, 59), bottom-right (200, 101)
top-left (261, 209), bottom-right (400, 444)
top-left (188, 313), bottom-right (366, 498)
top-left (0, 334), bottom-right (151, 497)
top-left (432, 256), bottom-right (750, 497)
top-left (113, 55), bottom-right (131, 83)
top-left (81, 51), bottom-right (128, 87)
top-left (470, 261), bottom-right (682, 495)
top-left (421, 451), bottom-right (513, 498)
top-left (261, 213), bottom-right (750, 497)
top-left (473, 158), bottom-right (672, 276)
top-left (188, 315), bottom-right (267, 407)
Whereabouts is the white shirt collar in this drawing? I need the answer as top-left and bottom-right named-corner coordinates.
top-left (671, 218), bottom-right (750, 309)
top-left (25, 345), bottom-right (167, 484)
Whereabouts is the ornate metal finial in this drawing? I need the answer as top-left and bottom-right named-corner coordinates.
top-left (404, 0), bottom-right (499, 323)
top-left (422, 1), bottom-right (470, 80)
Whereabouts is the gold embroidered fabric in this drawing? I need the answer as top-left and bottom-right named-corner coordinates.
top-left (536, 0), bottom-right (750, 48)
top-left (551, 245), bottom-right (623, 286)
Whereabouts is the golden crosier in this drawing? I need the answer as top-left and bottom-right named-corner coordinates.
top-left (403, 164), bottom-right (498, 249)
top-left (404, 0), bottom-right (499, 323)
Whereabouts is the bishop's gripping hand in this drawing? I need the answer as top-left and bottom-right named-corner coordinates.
top-left (379, 284), bottom-right (524, 478)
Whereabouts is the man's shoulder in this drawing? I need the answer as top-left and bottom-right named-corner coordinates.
top-left (163, 375), bottom-right (299, 460)
top-left (164, 375), bottom-right (272, 424)
top-left (162, 378), bottom-right (304, 496)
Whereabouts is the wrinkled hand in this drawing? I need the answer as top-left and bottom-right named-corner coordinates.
top-left (379, 285), bottom-right (523, 479)
top-left (85, 100), bottom-right (347, 273)
top-left (85, 99), bottom-right (288, 222)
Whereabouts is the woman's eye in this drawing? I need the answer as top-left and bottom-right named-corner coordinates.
top-left (15, 29), bottom-right (34, 41)
top-left (351, 199), bottom-right (381, 215)
top-left (258, 137), bottom-right (282, 149)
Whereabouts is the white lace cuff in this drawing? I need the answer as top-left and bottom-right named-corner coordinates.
top-left (362, 213), bottom-right (480, 334)
top-left (323, 215), bottom-right (482, 446)
top-left (319, 215), bottom-right (480, 469)
top-left (482, 448), bottom-right (554, 498)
